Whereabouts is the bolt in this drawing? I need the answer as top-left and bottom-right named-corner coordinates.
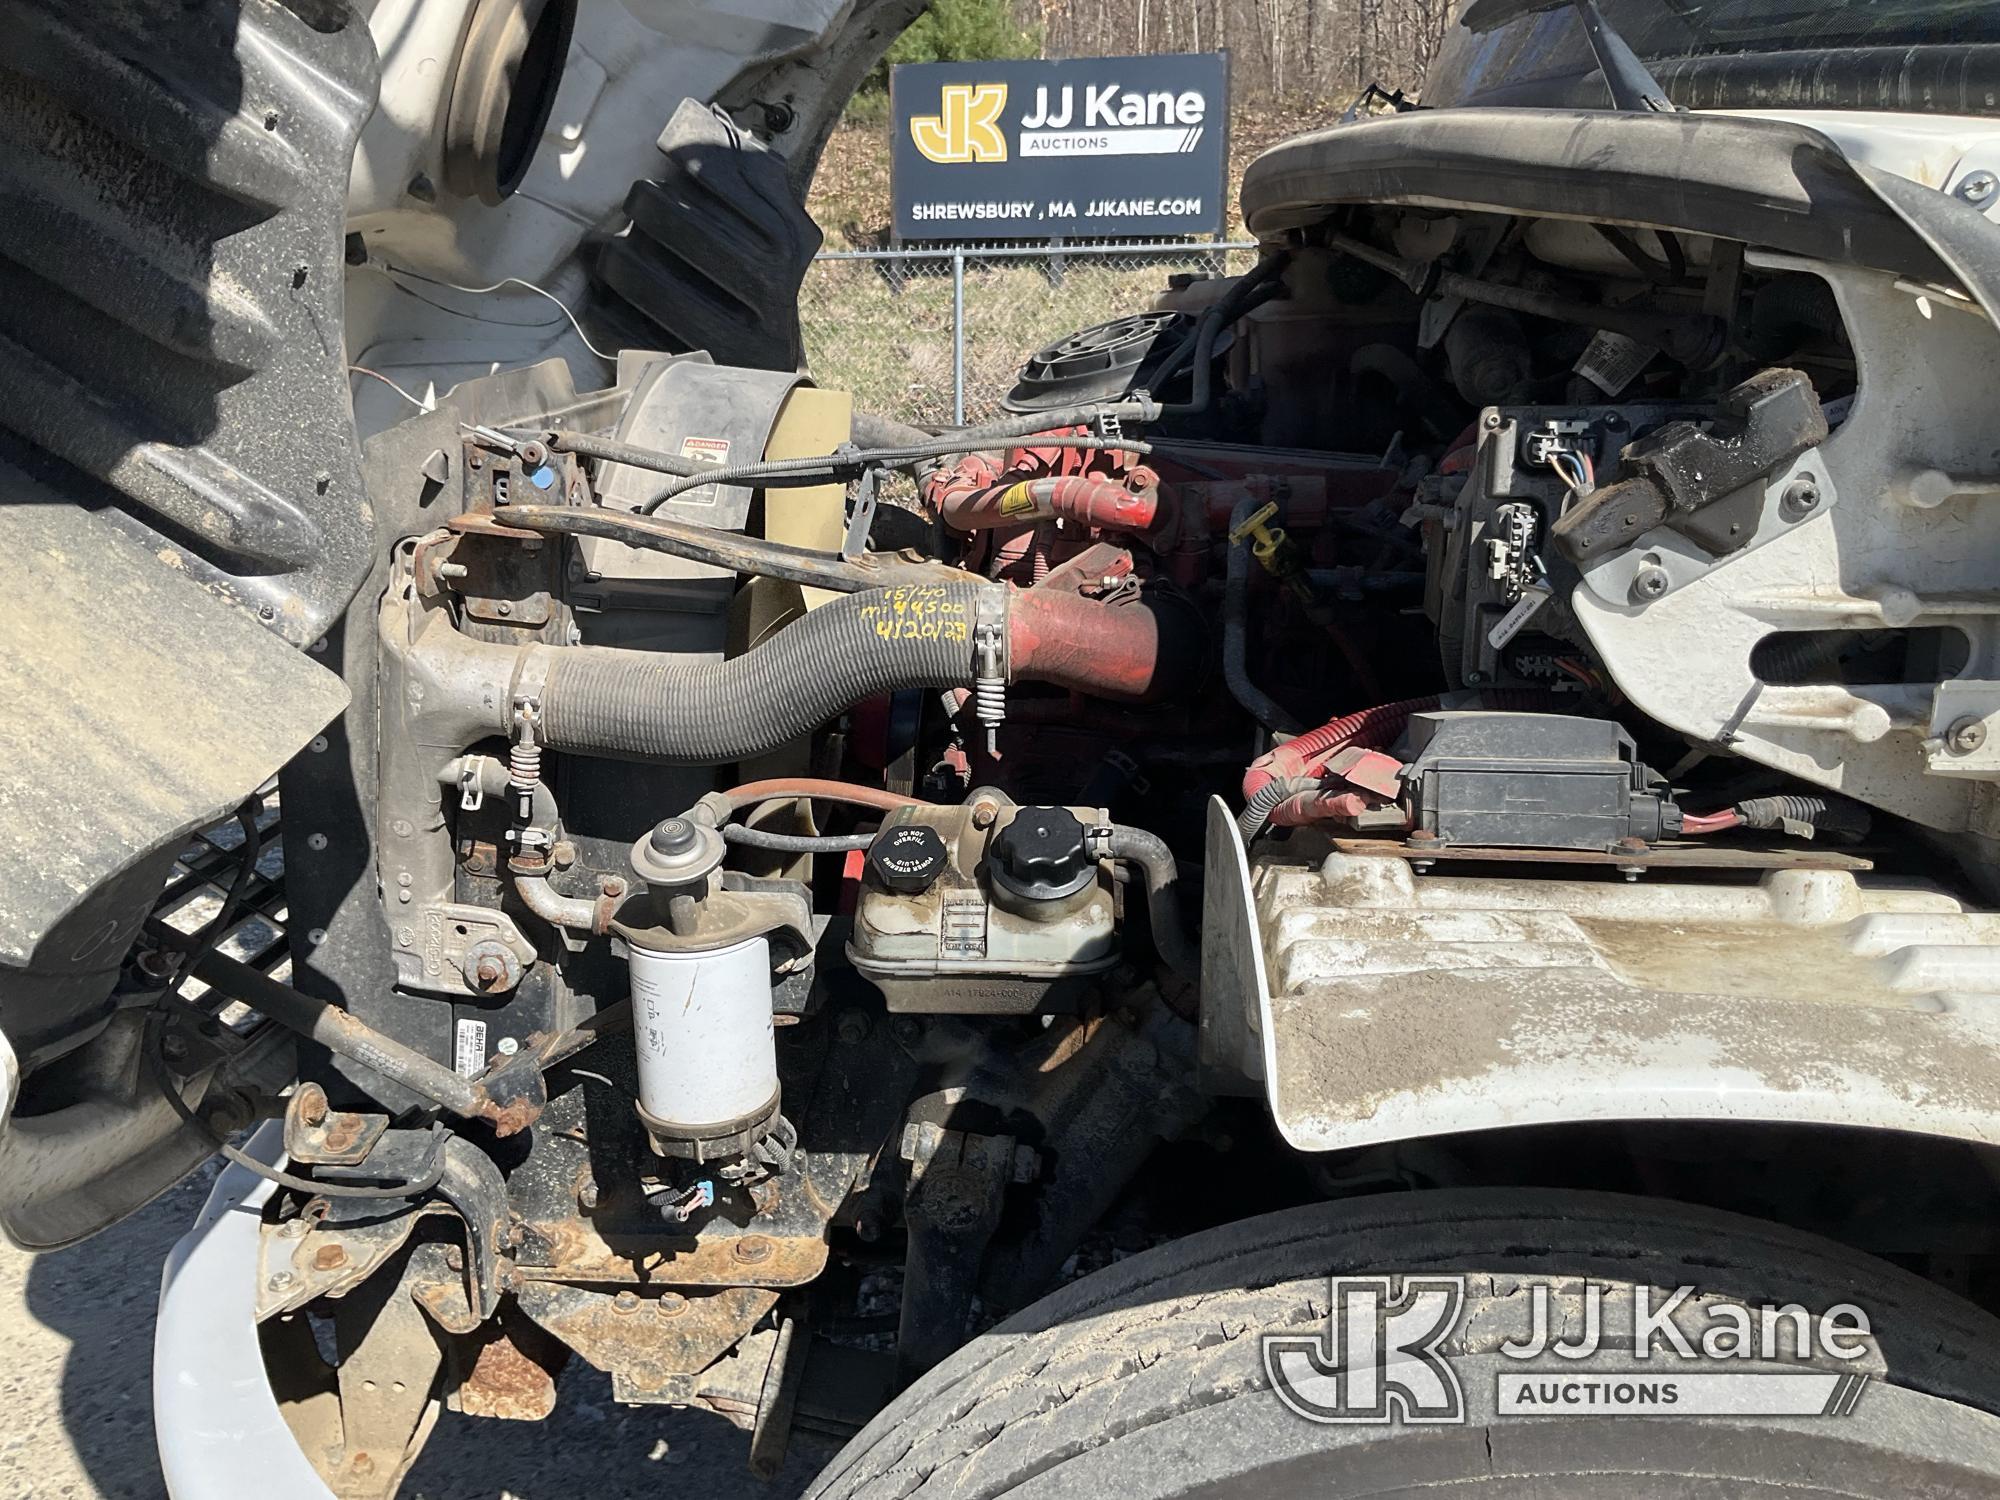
top-left (297, 1085), bottom-right (329, 1126)
top-left (497, 1036), bottom-right (520, 1055)
top-left (435, 561), bottom-right (468, 581)
top-left (445, 1246), bottom-right (464, 1272)
top-left (279, 1216), bottom-right (310, 1238)
top-left (1405, 829), bottom-right (1441, 847)
top-left (1633, 563), bottom-right (1671, 600)
top-left (307, 928), bottom-right (327, 947)
top-left (600, 875), bottom-right (627, 898)
top-left (733, 1235), bottom-right (774, 1264)
top-left (551, 839), bottom-right (576, 869)
top-left (577, 1178), bottom-right (600, 1210)
top-left (613, 1289), bottom-right (641, 1313)
top-left (350, 1453), bottom-right (376, 1477)
top-left (313, 1243), bottom-right (348, 1271)
top-left (1782, 477), bottom-right (1822, 516)
top-left (835, 1010), bottom-right (871, 1044)
top-left (495, 601), bottom-right (513, 617)
top-left (970, 800), bottom-right (999, 829)
top-left (392, 819), bottom-right (414, 838)
top-left (1959, 170), bottom-right (1998, 204)
top-left (891, 1016), bottom-right (923, 1047)
top-left (267, 1271), bottom-right (295, 1292)
top-left (1947, 716), bottom-right (1989, 755)
top-left (474, 957), bottom-right (506, 989)
top-left (656, 1292), bottom-right (689, 1318)
top-left (520, 441), bottom-right (549, 466)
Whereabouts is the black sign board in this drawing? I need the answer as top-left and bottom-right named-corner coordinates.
top-left (891, 52), bottom-right (1228, 242)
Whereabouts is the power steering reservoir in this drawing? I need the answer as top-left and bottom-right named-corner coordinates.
top-left (848, 795), bottom-right (1120, 1014)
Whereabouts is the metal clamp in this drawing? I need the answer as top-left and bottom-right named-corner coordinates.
top-left (972, 587), bottom-right (1009, 757)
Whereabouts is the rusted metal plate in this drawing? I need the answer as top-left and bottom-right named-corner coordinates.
top-left (1334, 837), bottom-right (1872, 872)
top-left (447, 1311), bottom-right (567, 1422)
top-left (514, 1282), bottom-right (779, 1404)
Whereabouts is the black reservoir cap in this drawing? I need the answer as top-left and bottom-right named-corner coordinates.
top-left (867, 823), bottom-right (950, 895)
top-left (989, 807), bottom-right (1094, 902)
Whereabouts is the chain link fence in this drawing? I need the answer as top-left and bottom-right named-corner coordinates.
top-left (799, 241), bottom-right (1259, 428)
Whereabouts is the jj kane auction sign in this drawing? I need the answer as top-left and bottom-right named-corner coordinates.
top-left (891, 53), bottom-right (1228, 241)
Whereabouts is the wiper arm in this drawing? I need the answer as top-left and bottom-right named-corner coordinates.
top-left (1460, 0), bottom-right (1677, 114)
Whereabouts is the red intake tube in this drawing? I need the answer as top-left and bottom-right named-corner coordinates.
top-left (932, 471), bottom-right (1160, 533)
top-left (1008, 586), bottom-right (1193, 703)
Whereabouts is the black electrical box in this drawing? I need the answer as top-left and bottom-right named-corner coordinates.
top-left (1403, 712), bottom-right (1679, 851)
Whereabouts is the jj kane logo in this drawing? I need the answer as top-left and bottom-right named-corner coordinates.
top-left (910, 78), bottom-right (1208, 164)
top-left (1263, 1277), bottom-right (1875, 1425)
top-left (909, 83), bottom-right (1009, 164)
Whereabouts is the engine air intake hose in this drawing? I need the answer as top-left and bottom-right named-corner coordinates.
top-left (539, 584), bottom-right (984, 763)
top-left (524, 583), bottom-right (1194, 765)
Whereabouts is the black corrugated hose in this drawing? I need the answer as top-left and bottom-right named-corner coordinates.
top-left (537, 583), bottom-right (986, 764)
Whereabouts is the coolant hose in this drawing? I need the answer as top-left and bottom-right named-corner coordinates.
top-left (1097, 824), bottom-right (1199, 1002)
top-left (517, 583), bottom-right (1194, 765)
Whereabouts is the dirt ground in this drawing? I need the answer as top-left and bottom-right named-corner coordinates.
top-left (0, 1167), bottom-right (841, 1500)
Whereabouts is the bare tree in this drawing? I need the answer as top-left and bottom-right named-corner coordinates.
top-left (1028, 0), bottom-right (1449, 102)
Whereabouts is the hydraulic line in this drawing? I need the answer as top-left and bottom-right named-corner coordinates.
top-left (635, 433), bottom-right (1154, 513)
top-left (498, 503), bottom-right (961, 594)
top-left (1224, 496), bottom-right (1304, 735)
top-left (1092, 824), bottom-right (1199, 1013)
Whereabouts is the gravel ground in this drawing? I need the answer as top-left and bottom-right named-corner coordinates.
top-left (0, 1169), bottom-right (841, 1500)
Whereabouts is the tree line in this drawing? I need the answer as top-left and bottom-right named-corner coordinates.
top-left (874, 0), bottom-right (1456, 106)
top-left (1027, 0), bottom-right (1453, 101)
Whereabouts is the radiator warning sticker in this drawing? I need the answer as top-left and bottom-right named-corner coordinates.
top-left (676, 436), bottom-right (731, 506)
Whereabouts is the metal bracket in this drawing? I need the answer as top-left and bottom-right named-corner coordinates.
top-left (396, 903), bottom-right (537, 997)
top-left (840, 467), bottom-right (879, 563)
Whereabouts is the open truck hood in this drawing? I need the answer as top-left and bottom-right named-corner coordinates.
top-left (0, 0), bottom-right (921, 1247)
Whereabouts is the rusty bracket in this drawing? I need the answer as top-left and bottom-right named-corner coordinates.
top-left (513, 1282), bottom-right (780, 1405)
top-left (283, 1081), bottom-right (389, 1166)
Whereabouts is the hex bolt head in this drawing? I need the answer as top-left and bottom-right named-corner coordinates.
top-left (1947, 716), bottom-right (1989, 755)
top-left (835, 1010), bottom-right (872, 1044)
top-left (656, 1292), bottom-right (690, 1318)
top-left (733, 1235), bottom-right (774, 1264)
top-left (266, 1271), bottom-right (295, 1292)
top-left (313, 1243), bottom-right (348, 1272)
top-left (613, 1289), bottom-right (641, 1313)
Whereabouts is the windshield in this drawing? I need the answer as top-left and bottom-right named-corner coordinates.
top-left (1427, 0), bottom-right (2000, 116)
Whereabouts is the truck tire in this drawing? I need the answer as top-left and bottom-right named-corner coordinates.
top-left (806, 1188), bottom-right (2000, 1499)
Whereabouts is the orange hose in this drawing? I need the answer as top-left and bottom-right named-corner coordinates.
top-left (720, 779), bottom-right (935, 815)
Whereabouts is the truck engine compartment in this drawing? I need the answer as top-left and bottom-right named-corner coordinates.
top-left (157, 102), bottom-right (2000, 1484)
top-left (3, 7), bottom-right (1998, 1481)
